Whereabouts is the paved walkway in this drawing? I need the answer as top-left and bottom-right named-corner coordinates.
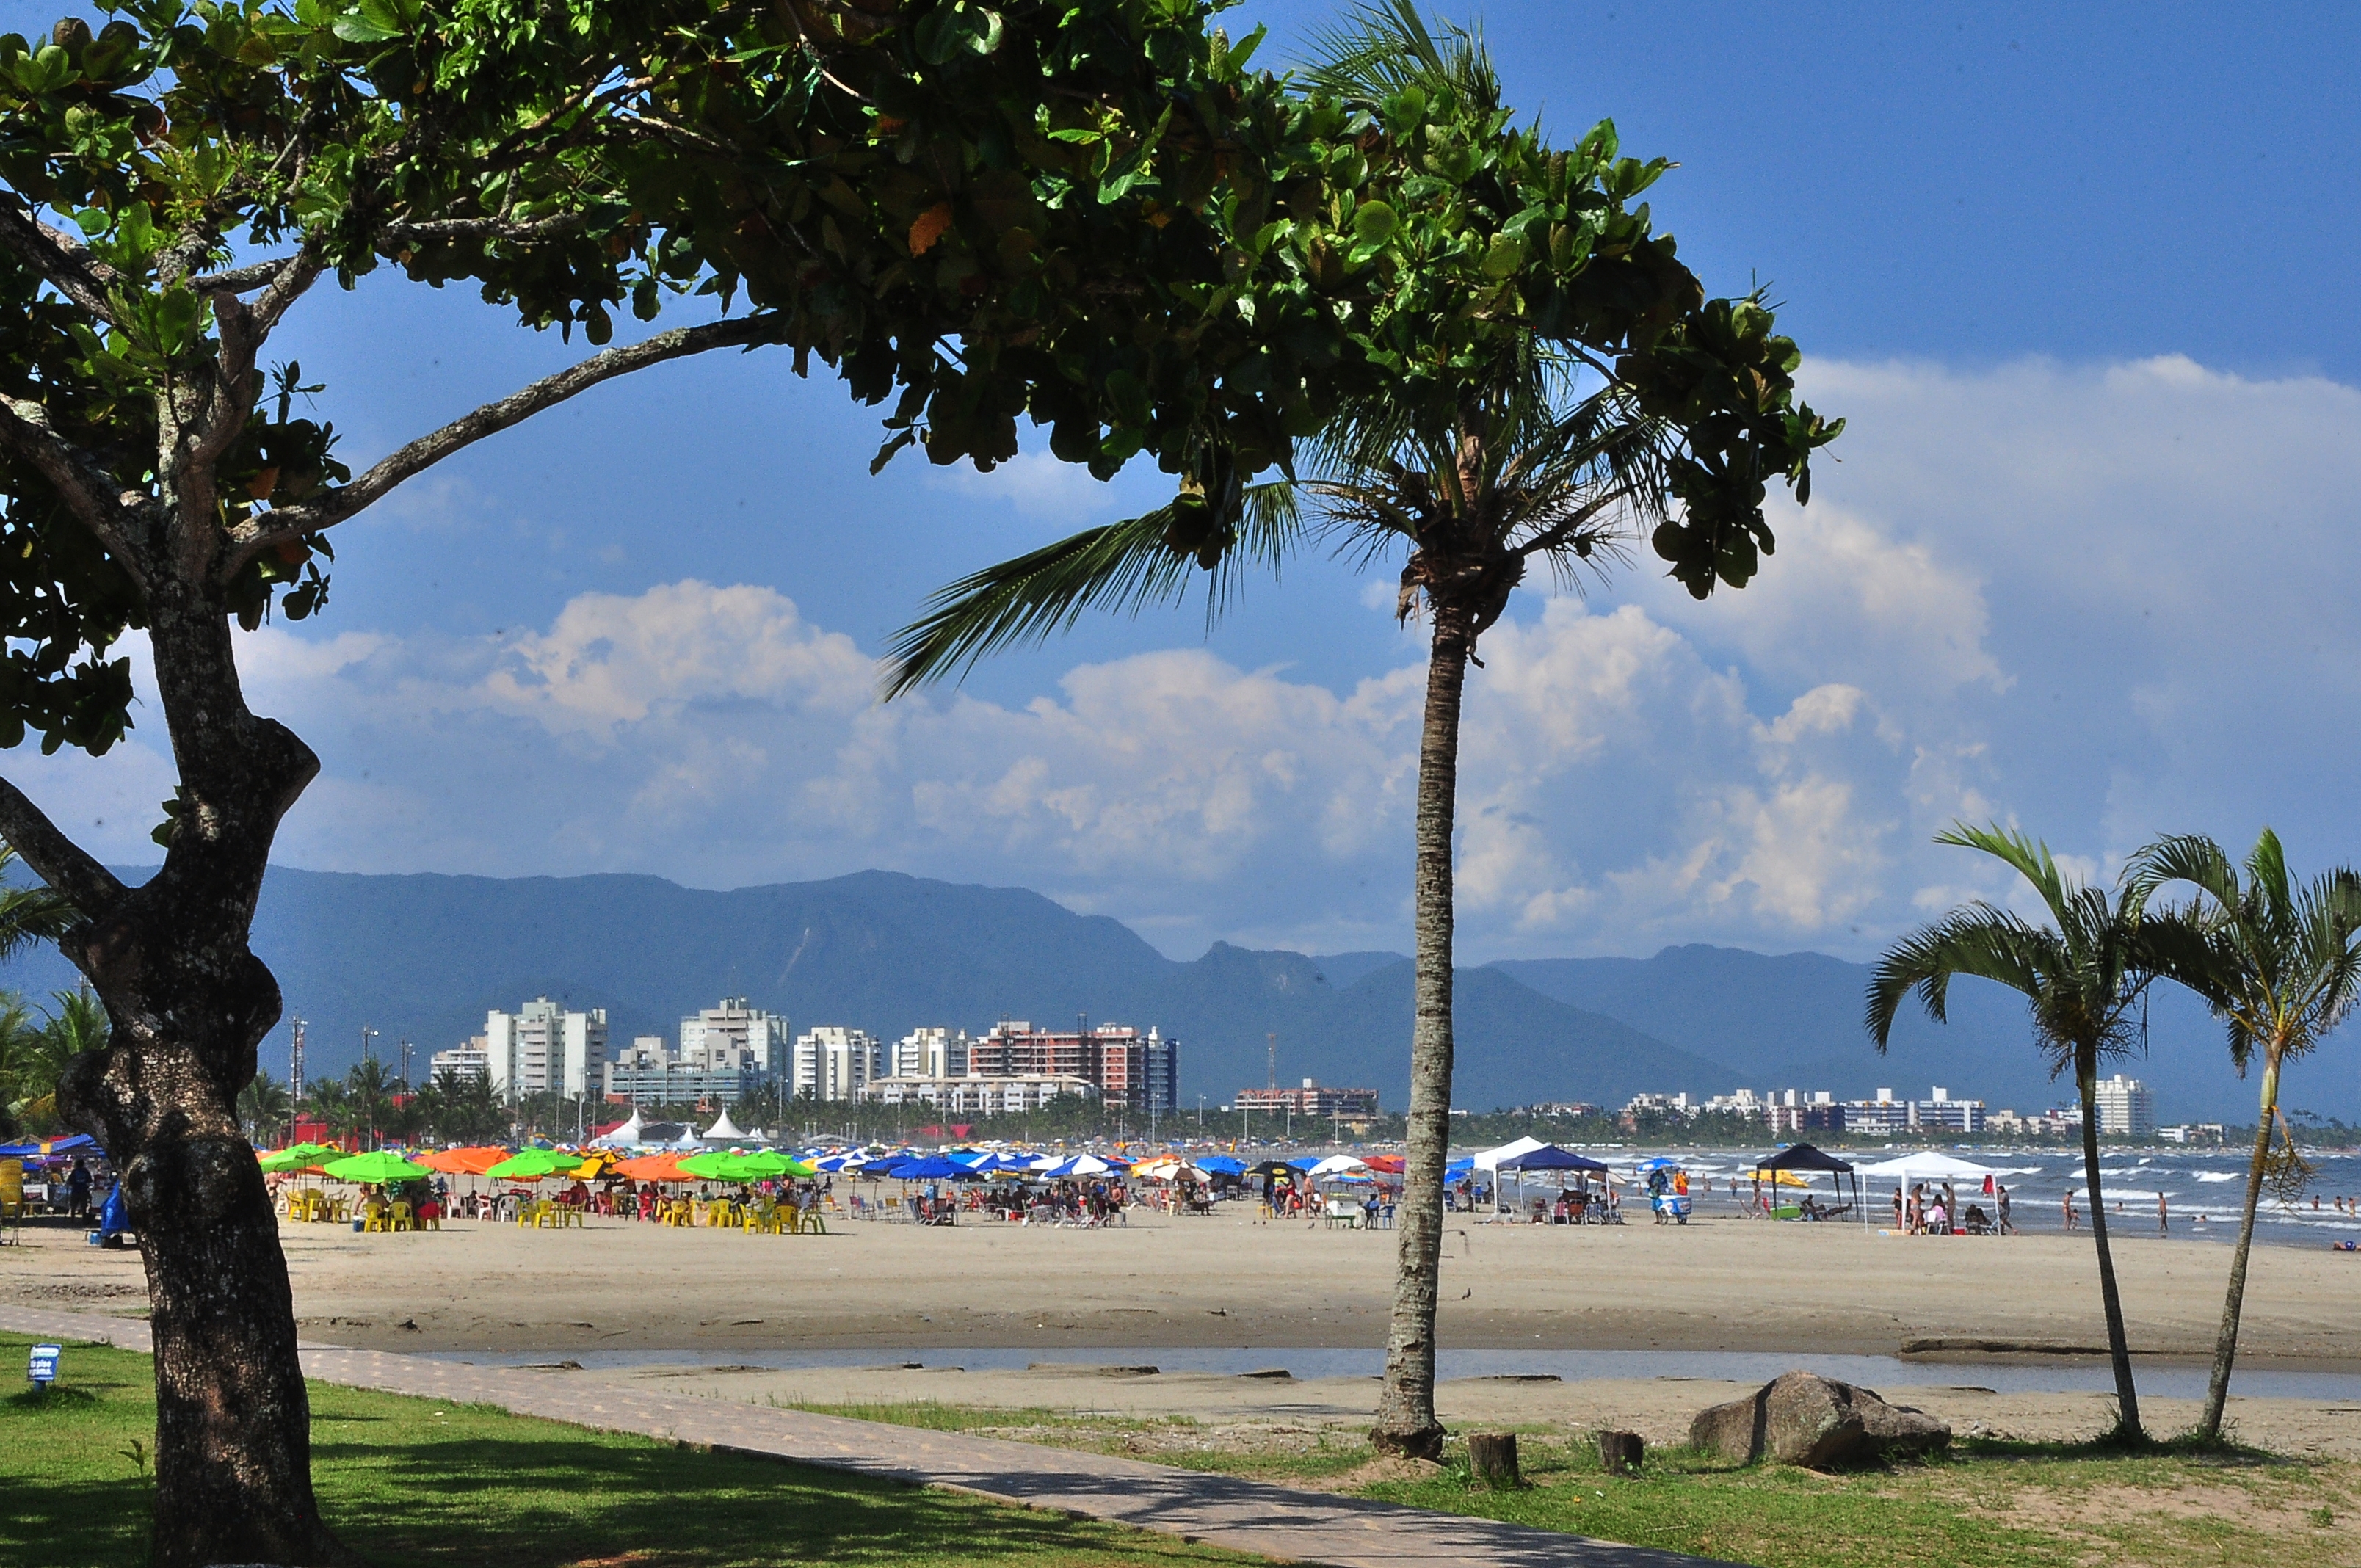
top-left (2, 1306), bottom-right (1742, 1568)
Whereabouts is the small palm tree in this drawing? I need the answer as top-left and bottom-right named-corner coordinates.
top-left (238, 1072), bottom-right (294, 1144)
top-left (15, 988), bottom-right (111, 1134)
top-left (0, 843), bottom-right (75, 962)
top-left (1868, 823), bottom-right (2169, 1440)
top-left (2122, 829), bottom-right (2361, 1440)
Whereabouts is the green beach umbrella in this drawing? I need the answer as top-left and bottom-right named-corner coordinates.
top-left (257, 1142), bottom-right (338, 1173)
top-left (485, 1148), bottom-right (579, 1180)
top-left (679, 1150), bottom-right (803, 1180)
top-left (322, 1150), bottom-right (432, 1183)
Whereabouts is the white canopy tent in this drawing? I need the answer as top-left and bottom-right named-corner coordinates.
top-left (589, 1109), bottom-right (643, 1149)
top-left (1473, 1136), bottom-right (1549, 1172)
top-left (703, 1109), bottom-right (748, 1144)
top-left (1855, 1153), bottom-right (2002, 1183)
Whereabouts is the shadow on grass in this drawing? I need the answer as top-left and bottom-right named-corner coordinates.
top-left (1959, 1429), bottom-right (2282, 1467)
top-left (313, 1434), bottom-right (1212, 1568)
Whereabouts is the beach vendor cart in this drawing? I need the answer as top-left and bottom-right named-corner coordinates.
top-left (1637, 1158), bottom-right (1690, 1224)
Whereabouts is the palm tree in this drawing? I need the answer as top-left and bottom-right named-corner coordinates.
top-left (0, 843), bottom-right (75, 962)
top-left (1867, 823), bottom-right (2170, 1441)
top-left (238, 1072), bottom-right (294, 1145)
top-left (2122, 830), bottom-right (2361, 1440)
top-left (15, 988), bottom-right (112, 1134)
top-left (884, 7), bottom-right (1832, 1459)
top-left (0, 992), bottom-right (48, 1136)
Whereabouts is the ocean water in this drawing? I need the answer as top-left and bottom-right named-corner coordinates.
top-left (1581, 1146), bottom-right (2361, 1246)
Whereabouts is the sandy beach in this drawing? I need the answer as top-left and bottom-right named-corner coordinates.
top-left (7, 1207), bottom-right (2357, 1361)
top-left (11, 1208), bottom-right (2361, 1462)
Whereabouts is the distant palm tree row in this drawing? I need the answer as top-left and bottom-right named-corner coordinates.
top-left (238, 1063), bottom-right (512, 1151)
top-left (1874, 824), bottom-right (2361, 1445)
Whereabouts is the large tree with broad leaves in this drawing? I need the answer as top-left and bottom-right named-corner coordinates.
top-left (1, 0), bottom-right (1829, 1556)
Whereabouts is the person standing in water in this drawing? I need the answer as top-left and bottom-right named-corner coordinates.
top-left (2062, 1190), bottom-right (2078, 1230)
top-left (2158, 1190), bottom-right (2169, 1236)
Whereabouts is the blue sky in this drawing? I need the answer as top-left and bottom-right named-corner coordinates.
top-left (10, 1), bottom-right (2361, 1014)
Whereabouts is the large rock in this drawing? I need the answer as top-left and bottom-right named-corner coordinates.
top-left (1690, 1371), bottom-right (1951, 1467)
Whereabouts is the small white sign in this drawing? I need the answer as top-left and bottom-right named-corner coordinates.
top-left (28, 1343), bottom-right (59, 1386)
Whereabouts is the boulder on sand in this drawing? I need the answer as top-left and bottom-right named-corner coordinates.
top-left (1690, 1371), bottom-right (1951, 1467)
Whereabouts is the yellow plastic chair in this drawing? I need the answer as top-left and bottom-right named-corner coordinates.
top-left (391, 1201), bottom-right (413, 1232)
top-left (362, 1203), bottom-right (391, 1233)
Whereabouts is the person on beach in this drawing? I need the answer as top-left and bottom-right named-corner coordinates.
top-left (2158, 1191), bottom-right (2169, 1235)
top-left (1892, 1187), bottom-right (1904, 1229)
top-left (1943, 1181), bottom-right (1957, 1236)
top-left (2063, 1191), bottom-right (2079, 1230)
top-left (1997, 1184), bottom-right (2014, 1235)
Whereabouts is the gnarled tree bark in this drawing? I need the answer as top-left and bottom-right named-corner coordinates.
top-left (24, 585), bottom-right (350, 1567)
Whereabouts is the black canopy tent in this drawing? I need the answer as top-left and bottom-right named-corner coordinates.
top-left (1751, 1141), bottom-right (1861, 1223)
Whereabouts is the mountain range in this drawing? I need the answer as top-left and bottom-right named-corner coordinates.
top-left (0, 865), bottom-right (2339, 1125)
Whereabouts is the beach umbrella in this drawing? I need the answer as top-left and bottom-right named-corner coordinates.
top-left (486, 1148), bottom-right (581, 1180)
top-left (1308, 1154), bottom-right (1369, 1177)
top-left (1040, 1154), bottom-right (1113, 1178)
top-left (1363, 1155), bottom-right (1406, 1174)
top-left (888, 1155), bottom-right (971, 1180)
top-left (570, 1150), bottom-right (623, 1178)
top-left (322, 1150), bottom-right (432, 1184)
top-left (418, 1146), bottom-right (510, 1175)
top-left (614, 1153), bottom-right (691, 1182)
top-left (257, 1142), bottom-right (340, 1174)
top-left (1195, 1155), bottom-right (1247, 1175)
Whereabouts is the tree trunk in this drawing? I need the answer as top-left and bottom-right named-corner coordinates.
top-left (1466, 1431), bottom-right (1520, 1487)
top-left (2078, 1061), bottom-right (2141, 1440)
top-left (46, 587), bottom-right (352, 1567)
top-left (2200, 1048), bottom-right (2282, 1440)
top-left (1371, 611), bottom-right (1470, 1459)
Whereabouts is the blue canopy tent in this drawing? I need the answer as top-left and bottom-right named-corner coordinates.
top-left (1195, 1155), bottom-right (1246, 1175)
top-left (1496, 1144), bottom-right (1615, 1222)
top-left (0, 1133), bottom-right (100, 1162)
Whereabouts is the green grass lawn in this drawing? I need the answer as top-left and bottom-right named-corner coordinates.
top-left (0, 1336), bottom-right (1263, 1568)
top-left (789, 1400), bottom-right (2361, 1568)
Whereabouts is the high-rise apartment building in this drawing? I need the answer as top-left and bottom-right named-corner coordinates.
top-left (965, 1020), bottom-right (1178, 1112)
top-left (893, 1027), bottom-right (970, 1079)
top-left (793, 1026), bottom-right (883, 1102)
top-left (2092, 1073), bottom-right (2156, 1138)
top-left (427, 1037), bottom-right (490, 1082)
top-left (485, 998), bottom-right (607, 1100)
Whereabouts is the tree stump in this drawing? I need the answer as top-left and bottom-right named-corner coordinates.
top-left (1599, 1429), bottom-right (1645, 1476)
top-left (1467, 1431), bottom-right (1521, 1489)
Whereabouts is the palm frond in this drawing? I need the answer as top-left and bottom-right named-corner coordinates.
top-left (1300, 0), bottom-right (1499, 113)
top-left (883, 482), bottom-right (1305, 697)
top-left (2121, 832), bottom-right (2240, 916)
top-left (1866, 901), bottom-right (2054, 1049)
top-left (0, 843), bottom-right (76, 965)
top-left (1934, 820), bottom-right (2071, 929)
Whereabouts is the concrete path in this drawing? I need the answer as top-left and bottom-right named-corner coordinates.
top-left (1, 1306), bottom-right (1744, 1568)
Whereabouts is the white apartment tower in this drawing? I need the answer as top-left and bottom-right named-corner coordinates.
top-left (680, 996), bottom-right (788, 1076)
top-left (793, 1026), bottom-right (883, 1102)
top-left (893, 1027), bottom-right (970, 1079)
top-left (485, 997), bottom-right (607, 1100)
top-left (2093, 1073), bottom-right (2157, 1139)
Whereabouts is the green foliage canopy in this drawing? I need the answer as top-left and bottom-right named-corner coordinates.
top-left (1, 0), bottom-right (1833, 766)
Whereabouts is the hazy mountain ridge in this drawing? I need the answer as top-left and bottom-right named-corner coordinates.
top-left (0, 868), bottom-right (2332, 1122)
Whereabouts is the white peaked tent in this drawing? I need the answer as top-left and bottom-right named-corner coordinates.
top-left (590, 1109), bottom-right (644, 1149)
top-left (1856, 1152), bottom-right (2001, 1183)
top-left (703, 1108), bottom-right (748, 1144)
top-left (1473, 1135), bottom-right (1550, 1172)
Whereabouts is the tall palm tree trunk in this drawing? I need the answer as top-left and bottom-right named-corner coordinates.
top-left (2202, 1050), bottom-right (2281, 1438)
top-left (1372, 609), bottom-right (1472, 1459)
top-left (2077, 1061), bottom-right (2142, 1438)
